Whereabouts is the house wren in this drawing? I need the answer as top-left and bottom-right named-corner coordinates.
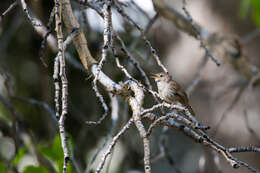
top-left (151, 72), bottom-right (195, 116)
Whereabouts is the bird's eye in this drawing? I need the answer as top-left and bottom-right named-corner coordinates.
top-left (159, 74), bottom-right (163, 77)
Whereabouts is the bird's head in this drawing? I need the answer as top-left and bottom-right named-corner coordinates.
top-left (151, 72), bottom-right (171, 83)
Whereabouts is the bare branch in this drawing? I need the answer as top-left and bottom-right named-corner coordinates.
top-left (0, 69), bottom-right (20, 154)
top-left (152, 0), bottom-right (201, 38)
top-left (181, 0), bottom-right (220, 66)
top-left (39, 6), bottom-right (56, 67)
top-left (243, 108), bottom-right (260, 143)
top-left (186, 55), bottom-right (208, 95)
top-left (62, 0), bottom-right (97, 70)
top-left (14, 96), bottom-right (82, 173)
top-left (130, 0), bottom-right (150, 20)
top-left (0, 1), bottom-right (18, 23)
top-left (114, 0), bottom-right (168, 73)
top-left (86, 94), bottom-right (119, 173)
top-left (228, 146), bottom-right (260, 153)
top-left (241, 28), bottom-right (260, 44)
top-left (144, 112), bottom-right (259, 172)
top-left (212, 85), bottom-right (247, 136)
top-left (95, 118), bottom-right (134, 173)
top-left (140, 102), bottom-right (209, 130)
top-left (126, 80), bottom-right (151, 173)
top-left (20, 0), bottom-right (42, 26)
top-left (151, 130), bottom-right (178, 169)
top-left (88, 0), bottom-right (112, 125)
top-left (14, 96), bottom-right (57, 122)
top-left (19, 0), bottom-right (57, 52)
top-left (54, 0), bottom-right (70, 172)
top-left (91, 64), bottom-right (122, 93)
top-left (115, 34), bottom-right (153, 90)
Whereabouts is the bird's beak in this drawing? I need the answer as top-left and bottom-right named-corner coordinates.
top-left (150, 73), bottom-right (159, 79)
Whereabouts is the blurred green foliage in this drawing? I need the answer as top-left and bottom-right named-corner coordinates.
top-left (12, 147), bottom-right (28, 167)
top-left (23, 165), bottom-right (48, 173)
top-left (0, 162), bottom-right (6, 172)
top-left (0, 135), bottom-right (73, 173)
top-left (38, 135), bottom-right (64, 161)
top-left (240, 0), bottom-right (260, 27)
top-left (38, 135), bottom-right (73, 173)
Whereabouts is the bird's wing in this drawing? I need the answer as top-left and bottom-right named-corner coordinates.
top-left (170, 80), bottom-right (189, 104)
top-left (170, 80), bottom-right (195, 116)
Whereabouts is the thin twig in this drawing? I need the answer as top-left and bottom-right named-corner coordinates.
top-left (95, 118), bottom-right (134, 173)
top-left (126, 80), bottom-right (150, 173)
top-left (65, 52), bottom-right (88, 72)
top-left (135, 119), bottom-right (151, 173)
top-left (130, 0), bottom-right (150, 20)
top-left (145, 112), bottom-right (260, 172)
top-left (0, 69), bottom-right (19, 154)
top-left (20, 0), bottom-right (42, 26)
top-left (243, 108), bottom-right (260, 143)
top-left (114, 0), bottom-right (168, 72)
top-left (228, 146), bottom-right (260, 153)
top-left (0, 1), bottom-right (18, 23)
top-left (39, 6), bottom-right (56, 67)
top-left (140, 102), bottom-right (209, 130)
top-left (186, 55), bottom-right (208, 95)
top-left (86, 94), bottom-right (119, 173)
top-left (212, 85), bottom-right (247, 136)
top-left (15, 96), bottom-right (57, 122)
top-left (151, 131), bottom-right (178, 169)
top-left (129, 13), bottom-right (159, 51)
top-left (53, 19), bottom-right (79, 121)
top-left (19, 0), bottom-right (57, 53)
top-left (112, 42), bottom-right (160, 100)
top-left (68, 139), bottom-right (83, 173)
top-left (241, 28), bottom-right (260, 44)
top-left (53, 52), bottom-right (60, 120)
top-left (83, 2), bottom-right (159, 101)
top-left (182, 0), bottom-right (220, 66)
top-left (243, 74), bottom-right (260, 143)
top-left (115, 34), bottom-right (153, 90)
top-left (14, 96), bottom-right (82, 173)
top-left (54, 0), bottom-right (70, 172)
top-left (88, 0), bottom-right (112, 125)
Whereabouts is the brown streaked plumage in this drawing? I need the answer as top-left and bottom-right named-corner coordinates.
top-left (151, 72), bottom-right (195, 116)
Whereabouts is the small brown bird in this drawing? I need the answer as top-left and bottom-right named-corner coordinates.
top-left (151, 72), bottom-right (195, 116)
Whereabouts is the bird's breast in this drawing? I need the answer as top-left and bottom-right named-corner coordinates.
top-left (157, 82), bottom-right (173, 101)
